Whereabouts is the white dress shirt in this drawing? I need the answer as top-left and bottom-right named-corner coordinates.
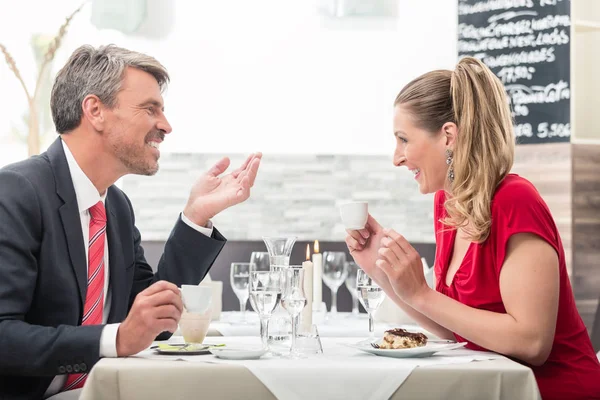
top-left (44, 139), bottom-right (213, 398)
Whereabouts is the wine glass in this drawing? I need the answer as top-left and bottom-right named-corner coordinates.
top-left (250, 251), bottom-right (271, 272)
top-left (356, 270), bottom-right (385, 343)
top-left (322, 251), bottom-right (347, 317)
top-left (249, 268), bottom-right (283, 350)
top-left (230, 262), bottom-right (251, 323)
top-left (344, 261), bottom-right (360, 316)
top-left (281, 266), bottom-right (307, 358)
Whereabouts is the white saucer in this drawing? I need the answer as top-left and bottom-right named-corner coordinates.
top-left (209, 347), bottom-right (267, 360)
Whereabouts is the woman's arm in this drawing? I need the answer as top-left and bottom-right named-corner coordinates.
top-left (379, 231), bottom-right (559, 366)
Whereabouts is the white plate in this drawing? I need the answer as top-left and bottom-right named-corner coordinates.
top-left (209, 347), bottom-right (267, 360)
top-left (346, 341), bottom-right (467, 358)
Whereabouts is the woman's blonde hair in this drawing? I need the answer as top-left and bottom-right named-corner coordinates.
top-left (394, 56), bottom-right (515, 243)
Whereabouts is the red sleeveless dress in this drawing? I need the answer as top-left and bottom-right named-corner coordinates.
top-left (434, 174), bottom-right (600, 400)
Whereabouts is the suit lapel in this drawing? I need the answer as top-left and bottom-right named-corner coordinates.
top-left (105, 190), bottom-right (126, 323)
top-left (59, 203), bottom-right (88, 308)
top-left (47, 138), bottom-right (87, 309)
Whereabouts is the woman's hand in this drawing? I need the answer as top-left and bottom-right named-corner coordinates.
top-left (344, 214), bottom-right (389, 285)
top-left (376, 229), bottom-right (430, 305)
top-left (348, 223), bottom-right (456, 341)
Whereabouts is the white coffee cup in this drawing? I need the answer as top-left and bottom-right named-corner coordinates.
top-left (200, 280), bottom-right (222, 321)
top-left (179, 308), bottom-right (212, 344)
top-left (180, 285), bottom-right (212, 314)
top-left (339, 201), bottom-right (368, 230)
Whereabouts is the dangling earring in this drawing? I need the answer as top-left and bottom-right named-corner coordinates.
top-left (446, 149), bottom-right (454, 183)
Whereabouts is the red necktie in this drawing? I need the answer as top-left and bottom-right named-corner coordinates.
top-left (62, 201), bottom-right (106, 391)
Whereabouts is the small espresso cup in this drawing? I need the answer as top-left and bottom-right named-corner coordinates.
top-left (339, 201), bottom-right (368, 230)
top-left (180, 285), bottom-right (212, 314)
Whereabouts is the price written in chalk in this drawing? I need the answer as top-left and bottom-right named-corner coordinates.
top-left (497, 66), bottom-right (535, 83)
top-left (515, 122), bottom-right (570, 139)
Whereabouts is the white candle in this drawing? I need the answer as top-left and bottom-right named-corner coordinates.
top-left (312, 240), bottom-right (323, 307)
top-left (301, 244), bottom-right (313, 331)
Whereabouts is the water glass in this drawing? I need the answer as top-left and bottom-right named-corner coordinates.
top-left (344, 261), bottom-right (360, 316)
top-left (230, 262), bottom-right (251, 323)
top-left (296, 324), bottom-right (324, 355)
top-left (266, 313), bottom-right (292, 351)
top-left (281, 266), bottom-right (307, 358)
top-left (249, 269), bottom-right (283, 349)
top-left (356, 270), bottom-right (385, 342)
top-left (322, 251), bottom-right (347, 317)
top-left (250, 251), bottom-right (271, 272)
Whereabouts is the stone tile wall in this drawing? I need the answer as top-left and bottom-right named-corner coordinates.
top-left (122, 153), bottom-right (435, 243)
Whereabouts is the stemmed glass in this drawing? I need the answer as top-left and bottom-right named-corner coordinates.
top-left (230, 262), bottom-right (251, 323)
top-left (322, 251), bottom-right (347, 317)
top-left (356, 270), bottom-right (385, 343)
top-left (250, 251), bottom-right (271, 272)
top-left (344, 261), bottom-right (360, 316)
top-left (249, 268), bottom-right (283, 350)
top-left (280, 266), bottom-right (307, 358)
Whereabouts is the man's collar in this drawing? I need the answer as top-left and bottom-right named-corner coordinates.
top-left (61, 138), bottom-right (106, 213)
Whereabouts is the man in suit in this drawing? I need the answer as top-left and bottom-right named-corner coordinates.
top-left (0, 44), bottom-right (261, 399)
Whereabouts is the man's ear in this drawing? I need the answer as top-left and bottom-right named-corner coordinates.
top-left (81, 94), bottom-right (105, 131)
top-left (441, 122), bottom-right (458, 148)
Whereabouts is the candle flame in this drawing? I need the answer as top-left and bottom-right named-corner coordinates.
top-left (314, 240), bottom-right (320, 254)
top-left (306, 244), bottom-right (310, 260)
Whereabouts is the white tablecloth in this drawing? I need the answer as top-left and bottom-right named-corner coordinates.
top-left (79, 336), bottom-right (540, 400)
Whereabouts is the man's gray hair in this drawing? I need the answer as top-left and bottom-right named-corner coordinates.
top-left (51, 44), bottom-right (169, 134)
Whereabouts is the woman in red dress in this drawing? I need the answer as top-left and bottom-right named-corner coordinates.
top-left (345, 56), bottom-right (600, 400)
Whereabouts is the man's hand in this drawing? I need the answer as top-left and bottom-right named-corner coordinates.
top-left (183, 153), bottom-right (262, 227)
top-left (116, 281), bottom-right (183, 357)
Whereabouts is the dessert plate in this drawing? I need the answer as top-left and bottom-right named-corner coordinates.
top-left (345, 341), bottom-right (467, 358)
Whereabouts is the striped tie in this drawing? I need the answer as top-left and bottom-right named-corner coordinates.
top-left (62, 201), bottom-right (106, 391)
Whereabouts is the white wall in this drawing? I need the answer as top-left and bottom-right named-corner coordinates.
top-left (0, 0), bottom-right (457, 164)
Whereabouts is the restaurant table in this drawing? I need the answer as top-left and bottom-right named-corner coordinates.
top-left (79, 336), bottom-right (541, 400)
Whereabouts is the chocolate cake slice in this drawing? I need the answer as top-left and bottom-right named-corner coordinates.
top-left (380, 328), bottom-right (428, 349)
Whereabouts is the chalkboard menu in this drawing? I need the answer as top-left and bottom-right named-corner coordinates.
top-left (458, 0), bottom-right (571, 144)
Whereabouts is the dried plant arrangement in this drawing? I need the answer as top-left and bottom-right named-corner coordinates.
top-left (0, 2), bottom-right (86, 156)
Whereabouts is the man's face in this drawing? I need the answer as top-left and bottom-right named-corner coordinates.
top-left (103, 67), bottom-right (172, 176)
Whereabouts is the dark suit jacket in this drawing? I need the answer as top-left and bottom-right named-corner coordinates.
top-left (0, 138), bottom-right (226, 399)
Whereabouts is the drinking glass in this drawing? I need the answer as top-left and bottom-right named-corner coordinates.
top-left (281, 266), bottom-right (307, 358)
top-left (230, 262), bottom-right (251, 323)
top-left (344, 261), bottom-right (360, 316)
top-left (322, 251), bottom-right (347, 317)
top-left (249, 269), bottom-right (283, 350)
top-left (296, 324), bottom-right (324, 355)
top-left (262, 236), bottom-right (297, 267)
top-left (250, 251), bottom-right (271, 272)
top-left (356, 270), bottom-right (385, 342)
